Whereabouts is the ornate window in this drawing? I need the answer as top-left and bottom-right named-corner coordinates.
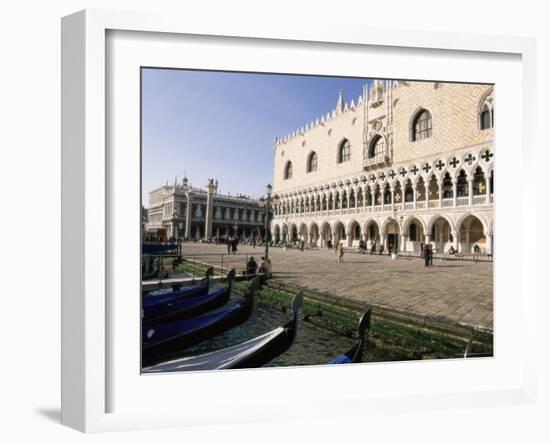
top-left (284, 161), bottom-right (293, 180)
top-left (456, 170), bottom-right (469, 197)
top-left (307, 151), bottom-right (318, 173)
top-left (412, 109), bottom-right (433, 141)
top-left (442, 172), bottom-right (453, 198)
top-left (337, 139), bottom-right (351, 163)
top-left (368, 135), bottom-right (385, 159)
top-left (473, 167), bottom-right (486, 195)
top-left (480, 104), bottom-right (494, 130)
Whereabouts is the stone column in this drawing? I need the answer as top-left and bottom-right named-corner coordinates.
top-left (453, 180), bottom-right (457, 207)
top-left (438, 179), bottom-right (443, 208)
top-left (184, 193), bottom-right (193, 240)
top-left (426, 233), bottom-right (432, 246)
top-left (400, 234), bottom-right (407, 252)
top-left (487, 233), bottom-right (493, 255)
top-left (413, 186), bottom-right (417, 210)
top-left (204, 181), bottom-right (216, 240)
top-left (468, 178), bottom-right (474, 206)
top-left (452, 230), bottom-right (459, 252)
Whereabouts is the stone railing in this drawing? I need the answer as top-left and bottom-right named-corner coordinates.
top-left (273, 193), bottom-right (494, 219)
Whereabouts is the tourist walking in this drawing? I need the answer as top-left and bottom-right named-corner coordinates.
top-left (227, 236), bottom-right (231, 255)
top-left (358, 239), bottom-right (366, 254)
top-left (299, 238), bottom-right (305, 252)
top-left (336, 243), bottom-right (344, 263)
top-left (428, 244), bottom-right (434, 266)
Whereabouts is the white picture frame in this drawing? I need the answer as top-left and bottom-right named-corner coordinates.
top-left (61, 9), bottom-right (537, 433)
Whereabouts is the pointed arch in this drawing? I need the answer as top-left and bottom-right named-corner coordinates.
top-left (410, 107), bottom-right (433, 141)
top-left (337, 138), bottom-right (351, 163)
top-left (426, 214), bottom-right (456, 235)
top-left (368, 134), bottom-right (386, 159)
top-left (284, 161), bottom-right (293, 180)
top-left (307, 151), bottom-right (318, 173)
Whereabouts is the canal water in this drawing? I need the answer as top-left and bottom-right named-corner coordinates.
top-left (174, 288), bottom-right (402, 367)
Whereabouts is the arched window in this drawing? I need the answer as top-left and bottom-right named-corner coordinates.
top-left (442, 172), bottom-right (453, 198)
top-left (473, 167), bottom-right (486, 195)
top-left (480, 104), bottom-right (492, 130)
top-left (337, 139), bottom-right (351, 163)
top-left (410, 224), bottom-right (418, 241)
top-left (284, 161), bottom-right (293, 180)
top-left (480, 104), bottom-right (494, 130)
top-left (368, 135), bottom-right (385, 159)
top-left (307, 152), bottom-right (318, 172)
top-left (456, 170), bottom-right (468, 197)
top-left (412, 109), bottom-right (433, 141)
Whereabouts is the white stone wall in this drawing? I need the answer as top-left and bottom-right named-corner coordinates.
top-left (272, 80), bottom-right (495, 255)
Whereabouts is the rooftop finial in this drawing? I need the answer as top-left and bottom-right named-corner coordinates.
top-left (336, 90), bottom-right (345, 113)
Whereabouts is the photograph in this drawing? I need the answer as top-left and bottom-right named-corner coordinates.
top-left (140, 68), bottom-right (494, 373)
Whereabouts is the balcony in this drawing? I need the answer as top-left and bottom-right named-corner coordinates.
top-left (273, 193), bottom-right (494, 220)
top-left (363, 154), bottom-right (389, 169)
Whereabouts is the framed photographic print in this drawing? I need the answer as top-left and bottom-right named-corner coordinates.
top-left (61, 9), bottom-right (537, 433)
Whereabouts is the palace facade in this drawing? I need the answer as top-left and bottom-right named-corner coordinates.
top-left (271, 80), bottom-right (494, 254)
top-left (144, 176), bottom-right (265, 241)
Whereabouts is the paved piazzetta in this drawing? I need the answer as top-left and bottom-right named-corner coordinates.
top-left (179, 242), bottom-right (493, 331)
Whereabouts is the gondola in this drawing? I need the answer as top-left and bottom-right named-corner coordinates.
top-left (142, 276), bottom-right (260, 367)
top-left (143, 269), bottom-right (235, 325)
top-left (143, 292), bottom-right (304, 373)
top-left (327, 308), bottom-right (372, 364)
top-left (142, 242), bottom-right (178, 254)
top-left (142, 267), bottom-right (214, 309)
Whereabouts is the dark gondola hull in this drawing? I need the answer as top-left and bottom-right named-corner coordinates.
top-left (328, 308), bottom-right (372, 364)
top-left (143, 284), bottom-right (232, 325)
top-left (228, 326), bottom-right (295, 369)
top-left (142, 283), bottom-right (208, 309)
top-left (143, 293), bottom-right (303, 372)
top-left (142, 243), bottom-right (178, 254)
top-left (142, 293), bottom-right (255, 367)
top-left (142, 267), bottom-right (214, 308)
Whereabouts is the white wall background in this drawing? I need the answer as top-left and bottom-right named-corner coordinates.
top-left (0, 1), bottom-right (547, 440)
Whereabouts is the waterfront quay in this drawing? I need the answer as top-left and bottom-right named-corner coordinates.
top-left (176, 242), bottom-right (493, 334)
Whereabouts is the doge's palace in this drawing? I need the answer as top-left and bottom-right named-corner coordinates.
top-left (271, 80), bottom-right (494, 255)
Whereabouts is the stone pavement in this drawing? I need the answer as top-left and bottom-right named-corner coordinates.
top-left (179, 242), bottom-right (493, 331)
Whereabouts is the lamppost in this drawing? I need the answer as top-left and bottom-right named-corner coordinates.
top-left (177, 221), bottom-right (184, 253)
top-left (259, 184), bottom-right (279, 262)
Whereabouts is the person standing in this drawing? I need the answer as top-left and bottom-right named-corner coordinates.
top-left (473, 244), bottom-right (480, 262)
top-left (336, 243), bottom-right (344, 263)
top-left (299, 238), bottom-right (305, 252)
top-left (227, 236), bottom-right (231, 255)
top-left (424, 244), bottom-right (430, 267)
top-left (428, 244), bottom-right (434, 266)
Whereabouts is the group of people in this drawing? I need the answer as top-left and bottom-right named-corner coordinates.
top-left (245, 256), bottom-right (272, 277)
top-left (420, 242), bottom-right (434, 267)
top-left (225, 235), bottom-right (239, 254)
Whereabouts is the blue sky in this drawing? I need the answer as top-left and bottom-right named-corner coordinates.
top-left (141, 68), bottom-right (371, 204)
